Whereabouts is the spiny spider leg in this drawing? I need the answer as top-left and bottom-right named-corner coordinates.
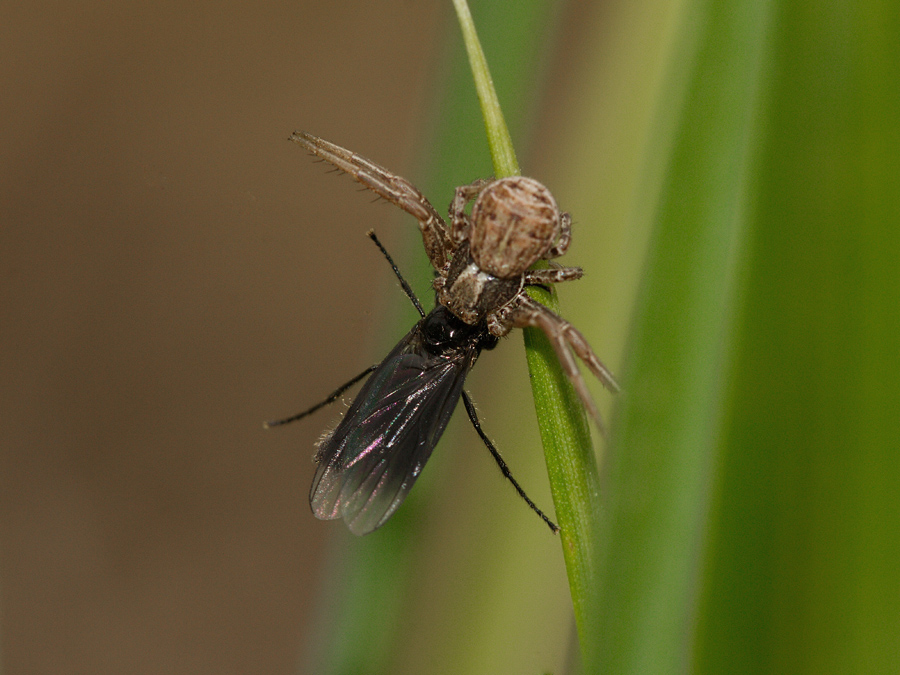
top-left (505, 295), bottom-right (620, 436)
top-left (545, 212), bottom-right (573, 259)
top-left (523, 266), bottom-right (584, 286)
top-left (290, 131), bottom-right (452, 270)
top-left (518, 295), bottom-right (621, 393)
top-left (449, 178), bottom-right (494, 244)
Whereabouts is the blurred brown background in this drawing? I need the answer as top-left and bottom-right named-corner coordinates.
top-left (1, 1), bottom-right (455, 672)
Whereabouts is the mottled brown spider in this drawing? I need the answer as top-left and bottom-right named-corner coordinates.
top-left (290, 131), bottom-right (620, 431)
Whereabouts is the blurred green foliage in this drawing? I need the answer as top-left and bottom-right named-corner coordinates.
top-left (303, 1), bottom-right (900, 673)
top-left (589, 0), bottom-right (900, 673)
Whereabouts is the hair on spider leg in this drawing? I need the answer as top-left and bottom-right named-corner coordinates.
top-left (365, 191), bottom-right (392, 205)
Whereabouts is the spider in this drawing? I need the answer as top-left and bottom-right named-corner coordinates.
top-left (289, 131), bottom-right (620, 431)
top-left (268, 132), bottom-right (621, 535)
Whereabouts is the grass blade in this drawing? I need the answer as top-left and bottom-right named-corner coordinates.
top-left (453, 0), bottom-right (605, 658)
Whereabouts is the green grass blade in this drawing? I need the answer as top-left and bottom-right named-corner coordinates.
top-left (587, 0), bottom-right (775, 671)
top-left (694, 1), bottom-right (900, 672)
top-left (584, 0), bottom-right (900, 673)
top-left (453, 0), bottom-right (604, 657)
top-left (452, 0), bottom-right (519, 178)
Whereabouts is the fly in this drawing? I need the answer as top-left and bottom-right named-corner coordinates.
top-left (269, 131), bottom-right (620, 536)
top-left (267, 232), bottom-right (557, 535)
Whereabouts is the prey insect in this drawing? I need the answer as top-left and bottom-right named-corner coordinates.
top-left (268, 231), bottom-right (557, 536)
top-left (269, 131), bottom-right (620, 536)
top-left (289, 132), bottom-right (620, 432)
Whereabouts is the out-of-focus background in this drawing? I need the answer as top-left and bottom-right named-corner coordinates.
top-left (0, 2), bottom-right (446, 673)
top-left (1, 2), bottom-right (613, 673)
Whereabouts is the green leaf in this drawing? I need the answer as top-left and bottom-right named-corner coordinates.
top-left (585, 0), bottom-right (900, 673)
top-left (453, 0), bottom-right (605, 658)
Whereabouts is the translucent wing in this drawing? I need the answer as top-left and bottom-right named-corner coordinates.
top-left (310, 310), bottom-right (481, 535)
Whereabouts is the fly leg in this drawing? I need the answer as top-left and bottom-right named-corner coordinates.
top-left (367, 230), bottom-right (426, 318)
top-left (461, 392), bottom-right (559, 533)
top-left (264, 365), bottom-right (378, 428)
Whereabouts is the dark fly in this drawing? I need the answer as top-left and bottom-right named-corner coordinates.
top-left (270, 131), bottom-right (620, 536)
top-left (268, 232), bottom-right (558, 536)
top-left (308, 305), bottom-right (493, 535)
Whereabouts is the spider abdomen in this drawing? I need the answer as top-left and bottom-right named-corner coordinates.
top-left (469, 176), bottom-right (561, 278)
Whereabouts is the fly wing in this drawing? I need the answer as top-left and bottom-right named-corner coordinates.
top-left (310, 325), bottom-right (475, 535)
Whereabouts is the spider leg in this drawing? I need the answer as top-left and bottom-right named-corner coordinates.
top-left (545, 212), bottom-right (572, 259)
top-left (291, 131), bottom-right (452, 270)
top-left (523, 266), bottom-right (583, 286)
top-left (449, 178), bottom-right (494, 244)
top-left (504, 295), bottom-right (620, 435)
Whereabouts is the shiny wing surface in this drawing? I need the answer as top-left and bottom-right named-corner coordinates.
top-left (310, 324), bottom-right (475, 535)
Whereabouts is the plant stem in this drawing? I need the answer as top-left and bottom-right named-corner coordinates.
top-left (452, 0), bottom-right (604, 659)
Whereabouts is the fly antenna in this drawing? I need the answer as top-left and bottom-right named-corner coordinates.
top-left (367, 230), bottom-right (426, 318)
